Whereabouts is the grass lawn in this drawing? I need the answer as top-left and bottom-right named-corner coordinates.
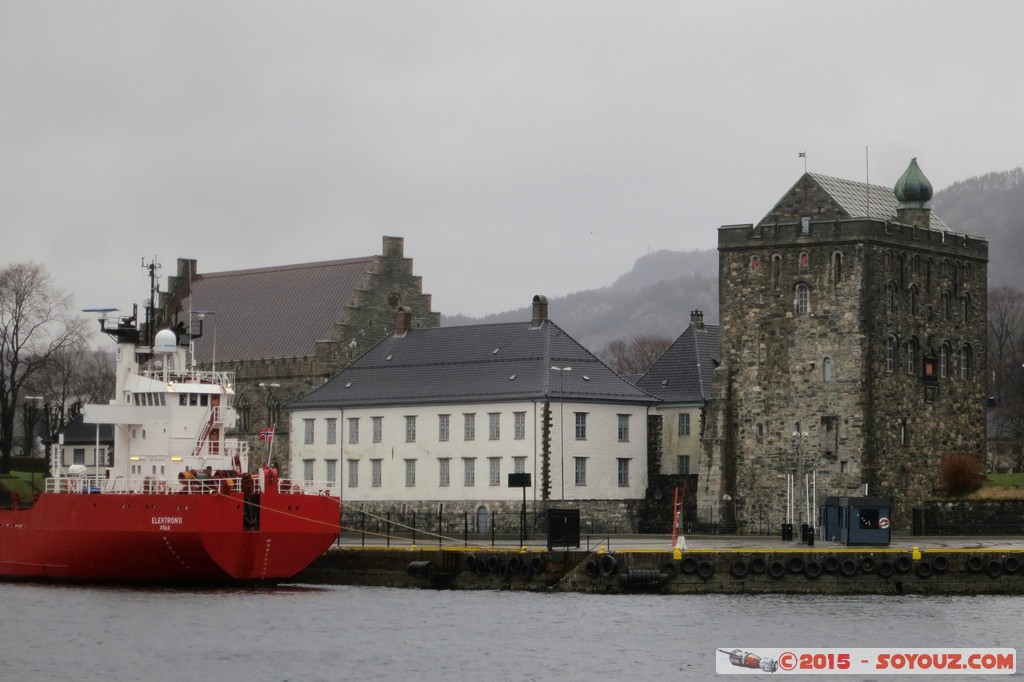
top-left (985, 473), bottom-right (1024, 487)
top-left (0, 472), bottom-right (42, 497)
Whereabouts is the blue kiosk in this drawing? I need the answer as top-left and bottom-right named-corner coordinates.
top-left (820, 496), bottom-right (892, 546)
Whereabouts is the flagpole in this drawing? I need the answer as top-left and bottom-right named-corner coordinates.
top-left (267, 423), bottom-right (275, 468)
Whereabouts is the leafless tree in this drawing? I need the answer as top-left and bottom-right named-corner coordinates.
top-left (600, 334), bottom-right (673, 375)
top-left (0, 262), bottom-right (88, 473)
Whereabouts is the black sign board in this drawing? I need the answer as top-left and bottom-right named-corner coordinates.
top-left (507, 473), bottom-right (531, 488)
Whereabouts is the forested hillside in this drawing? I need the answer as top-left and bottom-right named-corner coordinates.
top-left (447, 167), bottom-right (1024, 353)
top-left (931, 167), bottom-right (1024, 290)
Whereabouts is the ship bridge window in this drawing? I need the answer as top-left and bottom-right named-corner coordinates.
top-left (189, 394), bottom-right (198, 407)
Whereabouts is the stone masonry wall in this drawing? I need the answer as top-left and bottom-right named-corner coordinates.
top-left (712, 217), bottom-right (988, 532)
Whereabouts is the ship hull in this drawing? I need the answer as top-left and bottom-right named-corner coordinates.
top-left (0, 491), bottom-right (339, 583)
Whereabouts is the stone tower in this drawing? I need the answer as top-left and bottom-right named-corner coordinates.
top-left (705, 159), bottom-right (988, 531)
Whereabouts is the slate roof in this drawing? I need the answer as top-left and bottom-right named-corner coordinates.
top-left (182, 257), bottom-right (375, 363)
top-left (290, 319), bottom-right (661, 410)
top-left (633, 323), bottom-right (721, 404)
top-left (761, 173), bottom-right (952, 231)
top-left (59, 415), bottom-right (114, 445)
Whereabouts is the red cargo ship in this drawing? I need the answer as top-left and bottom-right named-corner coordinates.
top-left (0, 267), bottom-right (340, 583)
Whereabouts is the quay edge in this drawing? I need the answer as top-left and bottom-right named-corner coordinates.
top-left (296, 546), bottom-right (1024, 595)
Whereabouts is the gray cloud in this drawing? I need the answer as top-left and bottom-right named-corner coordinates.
top-left (2, 1), bottom-right (1021, 323)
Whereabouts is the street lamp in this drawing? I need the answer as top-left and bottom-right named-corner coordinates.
top-left (23, 396), bottom-right (44, 492)
top-left (793, 429), bottom-right (810, 540)
top-left (258, 383), bottom-right (281, 467)
top-left (551, 367), bottom-right (571, 499)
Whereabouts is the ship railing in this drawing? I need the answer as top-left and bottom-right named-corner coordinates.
top-left (190, 438), bottom-right (250, 459)
top-left (45, 475), bottom-right (264, 496)
top-left (278, 478), bottom-right (339, 497)
top-left (137, 367), bottom-right (236, 387)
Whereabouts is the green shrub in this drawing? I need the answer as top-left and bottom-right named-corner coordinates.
top-left (938, 452), bottom-right (985, 496)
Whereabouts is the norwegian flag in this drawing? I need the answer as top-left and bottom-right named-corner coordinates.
top-left (258, 426), bottom-right (275, 442)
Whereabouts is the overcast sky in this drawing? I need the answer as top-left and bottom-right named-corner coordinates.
top-left (2, 2), bottom-right (1021, 327)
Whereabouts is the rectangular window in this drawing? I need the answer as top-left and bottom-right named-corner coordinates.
top-left (488, 457), bottom-right (501, 486)
top-left (464, 413), bottom-right (476, 441)
top-left (347, 459), bottom-right (358, 488)
top-left (678, 413), bottom-right (690, 436)
top-left (463, 457), bottom-right (476, 486)
top-left (325, 459), bottom-right (337, 484)
top-left (303, 459), bottom-right (314, 482)
top-left (677, 455), bottom-right (690, 475)
top-left (488, 413), bottom-right (500, 440)
top-left (371, 459), bottom-right (382, 487)
top-left (304, 418), bottom-right (315, 445)
top-left (326, 418), bottom-right (338, 445)
top-left (513, 456), bottom-right (526, 474)
top-left (405, 415), bottom-right (416, 443)
top-left (617, 458), bottom-right (630, 487)
top-left (438, 414), bottom-right (450, 442)
top-left (574, 412), bottom-right (587, 440)
top-left (574, 457), bottom-right (587, 486)
top-left (514, 411), bottom-right (526, 440)
top-left (372, 416), bottom-right (382, 443)
top-left (347, 417), bottom-right (359, 445)
top-left (617, 414), bottom-right (630, 442)
top-left (756, 423), bottom-right (764, 442)
top-left (73, 448), bottom-right (85, 465)
top-left (405, 459), bottom-right (416, 487)
top-left (439, 458), bottom-right (450, 487)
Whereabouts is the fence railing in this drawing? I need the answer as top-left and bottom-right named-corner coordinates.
top-left (340, 506), bottom-right (635, 547)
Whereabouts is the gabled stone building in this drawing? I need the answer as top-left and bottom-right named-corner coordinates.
top-left (704, 159), bottom-right (988, 531)
top-left (156, 236), bottom-right (440, 466)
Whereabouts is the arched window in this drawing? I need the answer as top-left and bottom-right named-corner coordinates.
top-left (772, 254), bottom-right (782, 290)
top-left (899, 419), bottom-right (909, 446)
top-left (795, 283), bottom-right (810, 316)
top-left (886, 283), bottom-right (896, 315)
top-left (750, 255), bottom-right (761, 272)
top-left (799, 251), bottom-right (810, 272)
top-left (940, 291), bottom-right (950, 320)
top-left (909, 285), bottom-right (918, 315)
top-left (926, 258), bottom-right (933, 295)
top-left (237, 396), bottom-right (251, 433)
top-left (905, 338), bottom-right (918, 375)
top-left (960, 345), bottom-right (972, 379)
top-left (885, 336), bottom-right (896, 374)
top-left (940, 343), bottom-right (951, 379)
top-left (963, 293), bottom-right (971, 320)
top-left (832, 251), bottom-right (842, 286)
top-left (823, 357), bottom-right (833, 382)
top-left (267, 395), bottom-right (281, 430)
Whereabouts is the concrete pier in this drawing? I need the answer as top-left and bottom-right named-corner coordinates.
top-left (295, 534), bottom-right (1024, 595)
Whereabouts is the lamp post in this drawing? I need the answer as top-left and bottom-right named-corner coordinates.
top-left (793, 429), bottom-right (809, 540)
top-left (551, 366), bottom-right (571, 499)
top-left (258, 383), bottom-right (280, 467)
top-left (23, 396), bottom-right (44, 492)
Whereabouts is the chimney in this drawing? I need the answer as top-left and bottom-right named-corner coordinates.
top-left (531, 295), bottom-right (549, 327)
top-left (395, 306), bottom-right (413, 336)
top-left (690, 310), bottom-right (705, 330)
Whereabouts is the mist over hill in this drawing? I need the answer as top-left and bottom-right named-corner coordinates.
top-left (445, 168), bottom-right (1023, 353)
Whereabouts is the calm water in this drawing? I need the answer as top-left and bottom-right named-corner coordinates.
top-left (0, 583), bottom-right (1020, 681)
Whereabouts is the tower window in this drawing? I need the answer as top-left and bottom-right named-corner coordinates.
top-left (795, 283), bottom-right (810, 316)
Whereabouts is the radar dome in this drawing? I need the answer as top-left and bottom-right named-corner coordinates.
top-left (154, 329), bottom-right (178, 354)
